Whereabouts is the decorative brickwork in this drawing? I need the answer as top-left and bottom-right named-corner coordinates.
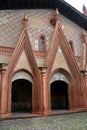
top-left (0, 10), bottom-right (54, 50)
top-left (0, 46), bottom-right (14, 56)
top-left (0, 9), bottom-right (87, 118)
top-left (61, 15), bottom-right (83, 57)
top-left (0, 9), bottom-right (85, 57)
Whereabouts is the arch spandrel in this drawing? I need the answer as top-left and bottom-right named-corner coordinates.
top-left (14, 50), bottom-right (32, 74)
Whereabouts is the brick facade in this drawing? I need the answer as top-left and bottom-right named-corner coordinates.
top-left (0, 9), bottom-right (87, 118)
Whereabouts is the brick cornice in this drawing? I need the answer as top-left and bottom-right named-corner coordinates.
top-left (0, 46), bottom-right (14, 56)
top-left (34, 51), bottom-right (47, 57)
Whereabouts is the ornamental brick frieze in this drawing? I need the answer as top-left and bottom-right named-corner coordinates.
top-left (0, 46), bottom-right (14, 56)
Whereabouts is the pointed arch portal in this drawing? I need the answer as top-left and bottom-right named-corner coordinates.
top-left (11, 71), bottom-right (33, 113)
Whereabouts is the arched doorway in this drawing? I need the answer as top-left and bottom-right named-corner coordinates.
top-left (51, 80), bottom-right (69, 110)
top-left (11, 79), bottom-right (32, 113)
top-left (11, 71), bottom-right (33, 113)
top-left (50, 70), bottom-right (71, 111)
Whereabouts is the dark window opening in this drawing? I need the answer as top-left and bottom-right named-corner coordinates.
top-left (69, 40), bottom-right (74, 52)
top-left (40, 36), bottom-right (45, 51)
top-left (50, 19), bottom-right (56, 26)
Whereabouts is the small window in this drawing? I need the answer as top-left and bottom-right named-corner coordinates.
top-left (50, 19), bottom-right (56, 26)
top-left (69, 42), bottom-right (73, 49)
top-left (69, 40), bottom-right (74, 53)
top-left (40, 36), bottom-right (45, 51)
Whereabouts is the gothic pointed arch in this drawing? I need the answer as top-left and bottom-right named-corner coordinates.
top-left (7, 29), bottom-right (39, 77)
top-left (50, 68), bottom-right (71, 110)
top-left (46, 21), bottom-right (86, 110)
top-left (5, 28), bottom-right (41, 114)
top-left (11, 70), bottom-right (33, 113)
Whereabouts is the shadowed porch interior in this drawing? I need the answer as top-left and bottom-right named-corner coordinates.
top-left (11, 79), bottom-right (32, 113)
top-left (51, 80), bottom-right (69, 110)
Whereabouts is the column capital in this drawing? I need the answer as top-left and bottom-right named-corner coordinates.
top-left (81, 70), bottom-right (87, 76)
top-left (0, 63), bottom-right (8, 70)
top-left (39, 66), bottom-right (48, 73)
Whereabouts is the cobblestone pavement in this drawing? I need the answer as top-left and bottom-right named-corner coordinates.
top-left (0, 112), bottom-right (87, 130)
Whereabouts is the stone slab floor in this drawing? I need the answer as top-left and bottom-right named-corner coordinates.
top-left (0, 112), bottom-right (87, 130)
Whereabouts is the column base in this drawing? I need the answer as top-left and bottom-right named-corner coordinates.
top-left (0, 113), bottom-right (12, 118)
top-left (32, 109), bottom-right (51, 116)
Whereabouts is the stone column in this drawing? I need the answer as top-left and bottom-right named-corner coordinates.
top-left (79, 29), bottom-right (87, 110)
top-left (83, 73), bottom-right (87, 109)
top-left (39, 67), bottom-right (51, 115)
top-left (0, 63), bottom-right (11, 118)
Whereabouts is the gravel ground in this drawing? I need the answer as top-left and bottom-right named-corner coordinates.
top-left (0, 112), bottom-right (87, 130)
